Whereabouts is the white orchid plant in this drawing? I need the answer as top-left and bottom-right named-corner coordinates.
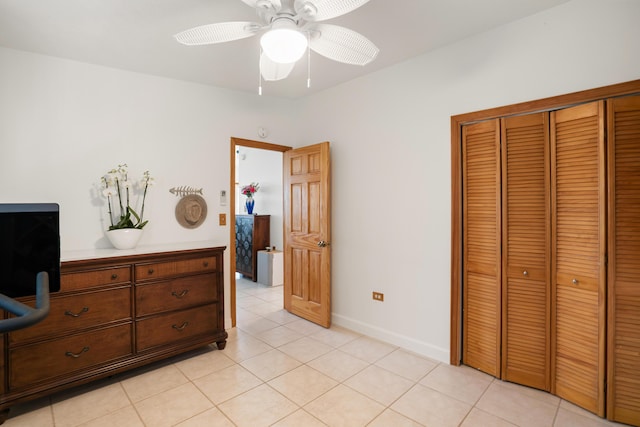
top-left (100, 164), bottom-right (154, 230)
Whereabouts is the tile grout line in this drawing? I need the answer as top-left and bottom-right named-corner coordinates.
top-left (233, 305), bottom-right (398, 425)
top-left (234, 278), bottom-right (438, 426)
top-left (17, 277), bottom-right (619, 427)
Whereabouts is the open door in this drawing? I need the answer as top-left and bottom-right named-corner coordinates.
top-left (283, 142), bottom-right (331, 327)
top-left (230, 137), bottom-right (291, 327)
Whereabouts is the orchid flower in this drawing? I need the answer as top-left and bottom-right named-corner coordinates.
top-left (100, 164), bottom-right (153, 230)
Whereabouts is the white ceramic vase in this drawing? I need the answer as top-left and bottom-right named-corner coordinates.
top-left (106, 228), bottom-right (143, 250)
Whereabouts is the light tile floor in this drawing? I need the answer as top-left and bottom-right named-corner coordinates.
top-left (3, 277), bottom-right (629, 427)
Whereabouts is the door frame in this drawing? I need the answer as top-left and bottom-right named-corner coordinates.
top-left (229, 137), bottom-right (291, 327)
top-left (450, 79), bottom-right (640, 365)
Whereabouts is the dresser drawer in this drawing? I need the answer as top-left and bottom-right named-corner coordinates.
top-left (135, 256), bottom-right (217, 281)
top-left (136, 305), bottom-right (217, 352)
top-left (9, 323), bottom-right (132, 389)
top-left (136, 274), bottom-right (217, 317)
top-left (61, 266), bottom-right (131, 291)
top-left (9, 287), bottom-right (132, 345)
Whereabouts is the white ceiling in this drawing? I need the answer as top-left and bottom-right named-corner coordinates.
top-left (0, 0), bottom-right (570, 98)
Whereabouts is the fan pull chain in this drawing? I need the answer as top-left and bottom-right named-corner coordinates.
top-left (307, 33), bottom-right (311, 89)
top-left (258, 48), bottom-right (263, 96)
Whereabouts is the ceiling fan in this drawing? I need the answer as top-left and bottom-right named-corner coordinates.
top-left (174, 0), bottom-right (379, 87)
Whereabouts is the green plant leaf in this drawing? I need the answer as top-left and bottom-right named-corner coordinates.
top-left (128, 206), bottom-right (141, 224)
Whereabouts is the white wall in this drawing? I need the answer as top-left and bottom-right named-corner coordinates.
top-left (294, 0), bottom-right (640, 362)
top-left (1, 0), bottom-right (638, 363)
top-left (0, 47), bottom-right (298, 328)
top-left (236, 146), bottom-right (284, 251)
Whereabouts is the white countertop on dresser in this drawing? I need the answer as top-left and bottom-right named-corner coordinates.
top-left (61, 240), bottom-right (226, 262)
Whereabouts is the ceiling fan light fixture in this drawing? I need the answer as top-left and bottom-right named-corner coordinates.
top-left (260, 19), bottom-right (307, 64)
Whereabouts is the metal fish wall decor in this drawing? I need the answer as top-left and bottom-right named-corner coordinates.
top-left (169, 186), bottom-right (204, 197)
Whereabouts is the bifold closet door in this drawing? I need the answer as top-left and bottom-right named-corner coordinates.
top-left (607, 95), bottom-right (640, 425)
top-left (551, 101), bottom-right (606, 416)
top-left (501, 113), bottom-right (551, 391)
top-left (462, 119), bottom-right (501, 377)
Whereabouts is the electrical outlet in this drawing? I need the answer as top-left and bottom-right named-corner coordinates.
top-left (372, 292), bottom-right (384, 302)
top-left (219, 213), bottom-right (226, 226)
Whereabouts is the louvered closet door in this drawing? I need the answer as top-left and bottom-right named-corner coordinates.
top-left (501, 113), bottom-right (551, 391)
top-left (551, 101), bottom-right (606, 416)
top-left (462, 119), bottom-right (501, 377)
top-left (607, 95), bottom-right (640, 425)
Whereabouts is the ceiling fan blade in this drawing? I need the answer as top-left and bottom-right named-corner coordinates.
top-left (174, 22), bottom-right (260, 46)
top-left (308, 24), bottom-right (378, 65)
top-left (260, 53), bottom-right (295, 81)
top-left (295, 0), bottom-right (370, 21)
top-left (240, 0), bottom-right (282, 10)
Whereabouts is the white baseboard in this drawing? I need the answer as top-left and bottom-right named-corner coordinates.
top-left (332, 313), bottom-right (450, 364)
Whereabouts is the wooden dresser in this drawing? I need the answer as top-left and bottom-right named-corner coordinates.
top-left (0, 246), bottom-right (227, 422)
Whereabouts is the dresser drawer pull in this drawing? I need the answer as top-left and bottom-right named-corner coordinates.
top-left (65, 346), bottom-right (90, 358)
top-left (148, 268), bottom-right (154, 275)
top-left (203, 261), bottom-right (209, 267)
top-left (64, 307), bottom-right (89, 318)
top-left (172, 322), bottom-right (189, 331)
top-left (111, 273), bottom-right (118, 280)
top-left (171, 290), bottom-right (189, 299)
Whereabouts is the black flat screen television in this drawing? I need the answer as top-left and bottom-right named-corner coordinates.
top-left (0, 203), bottom-right (61, 298)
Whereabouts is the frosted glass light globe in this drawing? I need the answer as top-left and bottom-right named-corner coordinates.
top-left (260, 22), bottom-right (307, 64)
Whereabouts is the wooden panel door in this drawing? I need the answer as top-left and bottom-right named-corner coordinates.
top-left (462, 119), bottom-right (502, 377)
top-left (607, 95), bottom-right (640, 425)
top-left (501, 113), bottom-right (551, 391)
top-left (283, 142), bottom-right (331, 328)
top-left (551, 101), bottom-right (606, 416)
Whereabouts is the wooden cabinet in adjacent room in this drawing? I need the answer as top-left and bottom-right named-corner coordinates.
top-left (235, 214), bottom-right (270, 281)
top-left (0, 246), bottom-right (227, 423)
top-left (458, 86), bottom-right (640, 425)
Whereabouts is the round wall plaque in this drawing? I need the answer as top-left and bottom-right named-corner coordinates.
top-left (175, 195), bottom-right (207, 228)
